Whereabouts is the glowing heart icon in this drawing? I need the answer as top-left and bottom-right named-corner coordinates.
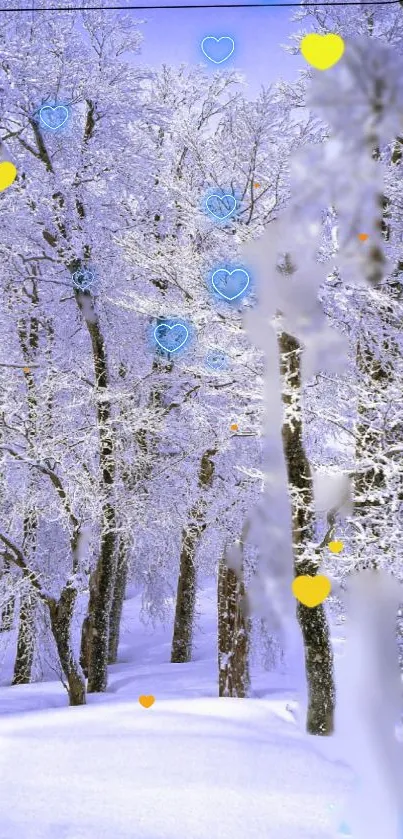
top-left (205, 194), bottom-right (237, 221)
top-left (154, 322), bottom-right (189, 353)
top-left (211, 268), bottom-right (250, 301)
top-left (72, 268), bottom-right (95, 291)
top-left (39, 105), bottom-right (69, 130)
top-left (300, 34), bottom-right (345, 71)
top-left (0, 161), bottom-right (17, 192)
top-left (292, 575), bottom-right (331, 608)
top-left (328, 540), bottom-right (344, 554)
top-left (201, 36), bottom-right (235, 64)
top-left (205, 348), bottom-right (227, 371)
top-left (139, 695), bottom-right (155, 708)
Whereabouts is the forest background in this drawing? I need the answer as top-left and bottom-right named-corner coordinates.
top-left (0, 0), bottom-right (402, 741)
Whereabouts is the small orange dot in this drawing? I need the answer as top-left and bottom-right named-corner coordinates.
top-left (358, 233), bottom-right (369, 241)
top-left (254, 183), bottom-right (260, 188)
top-left (230, 423), bottom-right (238, 431)
top-left (23, 367), bottom-right (30, 373)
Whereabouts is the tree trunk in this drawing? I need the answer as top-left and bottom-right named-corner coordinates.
top-left (170, 528), bottom-right (198, 663)
top-left (171, 448), bottom-right (217, 663)
top-left (12, 587), bottom-right (37, 685)
top-left (105, 359), bottom-right (166, 669)
top-left (74, 285), bottom-right (118, 693)
top-left (354, 338), bottom-right (393, 557)
top-left (0, 595), bottom-right (15, 632)
top-left (11, 298), bottom-right (40, 683)
top-left (278, 330), bottom-right (335, 735)
top-left (87, 506), bottom-right (116, 693)
top-left (0, 559), bottom-right (15, 632)
top-left (218, 543), bottom-right (250, 698)
top-left (48, 586), bottom-right (86, 706)
top-left (80, 564), bottom-right (98, 679)
top-left (108, 538), bottom-right (129, 664)
top-left (12, 506), bottom-right (39, 683)
top-left (27, 105), bottom-right (119, 694)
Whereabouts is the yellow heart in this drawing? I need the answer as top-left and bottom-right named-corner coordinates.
top-left (328, 540), bottom-right (344, 554)
top-left (139, 695), bottom-right (155, 708)
top-left (300, 34), bottom-right (345, 71)
top-left (292, 575), bottom-right (331, 608)
top-left (0, 161), bottom-right (17, 192)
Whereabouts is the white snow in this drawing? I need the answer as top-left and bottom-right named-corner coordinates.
top-left (334, 570), bottom-right (403, 839)
top-left (0, 585), bottom-right (352, 839)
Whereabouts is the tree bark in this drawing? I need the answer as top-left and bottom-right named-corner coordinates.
top-left (74, 286), bottom-right (118, 693)
top-left (31, 102), bottom-right (119, 694)
top-left (108, 538), bottom-right (129, 664)
top-left (0, 596), bottom-right (15, 632)
top-left (218, 541), bottom-right (250, 698)
top-left (354, 338), bottom-right (393, 555)
top-left (105, 358), bottom-right (166, 668)
top-left (87, 507), bottom-right (116, 693)
top-left (48, 586), bottom-right (86, 706)
top-left (278, 330), bottom-right (335, 736)
top-left (12, 587), bottom-right (37, 685)
top-left (0, 558), bottom-right (15, 632)
top-left (171, 448), bottom-right (217, 663)
top-left (11, 291), bottom-right (40, 683)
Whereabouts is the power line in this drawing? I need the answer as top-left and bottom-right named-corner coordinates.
top-left (0, 0), bottom-right (401, 10)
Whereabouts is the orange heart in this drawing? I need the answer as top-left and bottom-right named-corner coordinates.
top-left (358, 233), bottom-right (368, 241)
top-left (230, 423), bottom-right (238, 431)
top-left (139, 695), bottom-right (155, 708)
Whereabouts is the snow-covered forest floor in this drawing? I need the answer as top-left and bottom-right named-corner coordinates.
top-left (0, 585), bottom-right (352, 839)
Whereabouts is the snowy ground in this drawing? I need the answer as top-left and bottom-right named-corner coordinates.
top-left (0, 585), bottom-right (352, 839)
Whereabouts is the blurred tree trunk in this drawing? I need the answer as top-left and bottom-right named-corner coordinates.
top-left (171, 448), bottom-right (217, 663)
top-left (278, 330), bottom-right (335, 735)
top-left (218, 534), bottom-right (250, 697)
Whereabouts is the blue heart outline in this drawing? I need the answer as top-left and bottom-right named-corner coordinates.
top-left (39, 105), bottom-right (69, 131)
top-left (205, 194), bottom-right (237, 220)
top-left (201, 36), bottom-right (235, 64)
top-left (154, 322), bottom-right (189, 353)
top-left (72, 269), bottom-right (95, 291)
top-left (211, 268), bottom-right (250, 301)
top-left (205, 347), bottom-right (227, 370)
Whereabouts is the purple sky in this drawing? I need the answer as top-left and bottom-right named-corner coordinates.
top-left (124, 2), bottom-right (306, 94)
